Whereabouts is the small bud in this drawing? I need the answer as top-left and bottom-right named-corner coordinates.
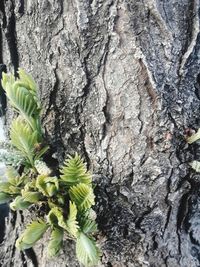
top-left (35, 160), bottom-right (52, 175)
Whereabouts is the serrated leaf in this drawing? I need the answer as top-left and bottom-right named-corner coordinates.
top-left (2, 69), bottom-right (41, 125)
top-left (0, 182), bottom-right (12, 194)
top-left (48, 228), bottom-right (63, 257)
top-left (76, 232), bottom-right (100, 267)
top-left (36, 175), bottom-right (59, 197)
top-left (47, 207), bottom-right (61, 226)
top-left (47, 203), bottom-right (79, 238)
top-left (24, 180), bottom-right (36, 192)
top-left (1, 72), bottom-right (15, 92)
top-left (8, 185), bottom-right (21, 194)
top-left (16, 219), bottom-right (49, 250)
top-left (22, 219), bottom-right (48, 244)
top-left (10, 196), bottom-right (31, 211)
top-left (8, 85), bottom-right (38, 118)
top-left (6, 166), bottom-right (20, 185)
top-left (16, 236), bottom-right (33, 250)
top-left (81, 219), bottom-right (98, 234)
top-left (47, 207), bottom-right (67, 230)
top-left (18, 68), bottom-right (38, 93)
top-left (69, 183), bottom-right (95, 211)
top-left (2, 69), bottom-right (43, 140)
top-left (0, 192), bottom-right (12, 204)
top-left (10, 118), bottom-right (38, 166)
top-left (60, 153), bottom-right (92, 187)
top-left (4, 82), bottom-right (40, 132)
top-left (5, 167), bottom-right (26, 188)
top-left (66, 201), bottom-right (79, 237)
top-left (21, 190), bottom-right (41, 203)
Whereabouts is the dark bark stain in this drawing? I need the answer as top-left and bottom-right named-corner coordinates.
top-left (18, 0), bottom-right (25, 15)
top-left (20, 251), bottom-right (28, 267)
top-left (0, 204), bottom-right (9, 244)
top-left (25, 248), bottom-right (38, 267)
top-left (5, 0), bottom-right (19, 76)
top-left (0, 64), bottom-right (7, 116)
top-left (177, 191), bottom-right (191, 232)
top-left (0, 27), bottom-right (3, 64)
top-left (182, 0), bottom-right (196, 55)
top-left (44, 65), bottom-right (65, 159)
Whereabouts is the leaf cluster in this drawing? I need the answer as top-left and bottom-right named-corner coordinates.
top-left (0, 70), bottom-right (100, 267)
top-left (2, 69), bottom-right (48, 167)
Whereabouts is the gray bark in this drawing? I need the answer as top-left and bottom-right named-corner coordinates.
top-left (0, 0), bottom-right (200, 266)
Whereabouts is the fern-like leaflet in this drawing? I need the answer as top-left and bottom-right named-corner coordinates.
top-left (69, 183), bottom-right (95, 211)
top-left (10, 118), bottom-right (38, 166)
top-left (48, 228), bottom-right (64, 257)
top-left (2, 69), bottom-right (42, 139)
top-left (16, 219), bottom-right (49, 250)
top-left (60, 153), bottom-right (92, 186)
top-left (76, 232), bottom-right (101, 267)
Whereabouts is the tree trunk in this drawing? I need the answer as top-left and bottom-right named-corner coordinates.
top-left (0, 0), bottom-right (200, 266)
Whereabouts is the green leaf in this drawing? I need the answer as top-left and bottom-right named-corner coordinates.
top-left (1, 72), bottom-right (15, 92)
top-left (60, 153), bottom-right (92, 187)
top-left (34, 145), bottom-right (49, 161)
top-left (47, 203), bottom-right (79, 238)
top-left (5, 167), bottom-right (27, 188)
top-left (7, 85), bottom-right (39, 118)
top-left (66, 201), bottom-right (79, 237)
top-left (21, 190), bottom-right (41, 203)
top-left (187, 129), bottom-right (200, 144)
top-left (0, 175), bottom-right (22, 195)
top-left (16, 237), bottom-right (32, 250)
top-left (0, 182), bottom-right (12, 194)
top-left (36, 175), bottom-right (59, 197)
top-left (69, 183), bottom-right (95, 211)
top-left (47, 207), bottom-right (61, 226)
top-left (18, 68), bottom-right (38, 93)
top-left (76, 232), bottom-right (100, 267)
top-left (24, 180), bottom-right (36, 192)
top-left (0, 192), bottom-right (12, 204)
top-left (48, 228), bottom-right (63, 257)
top-left (10, 118), bottom-right (38, 166)
top-left (47, 207), bottom-right (68, 230)
top-left (81, 218), bottom-right (97, 235)
top-left (0, 182), bottom-right (21, 195)
top-left (2, 69), bottom-right (40, 120)
top-left (10, 196), bottom-right (31, 211)
top-left (8, 185), bottom-right (21, 194)
top-left (2, 69), bottom-right (43, 139)
top-left (6, 166), bottom-right (20, 185)
top-left (16, 219), bottom-right (49, 250)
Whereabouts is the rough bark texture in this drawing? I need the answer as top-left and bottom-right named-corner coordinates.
top-left (0, 0), bottom-right (200, 266)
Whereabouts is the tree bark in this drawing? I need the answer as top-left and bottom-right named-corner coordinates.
top-left (0, 0), bottom-right (200, 266)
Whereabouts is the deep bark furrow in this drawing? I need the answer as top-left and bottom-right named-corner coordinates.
top-left (5, 0), bottom-right (19, 75)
